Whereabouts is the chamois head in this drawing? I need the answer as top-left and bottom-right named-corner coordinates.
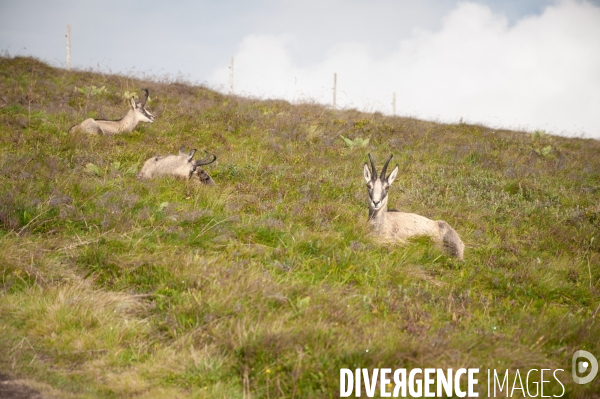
top-left (180, 147), bottom-right (217, 184)
top-left (130, 88), bottom-right (155, 124)
top-left (363, 154), bottom-right (399, 211)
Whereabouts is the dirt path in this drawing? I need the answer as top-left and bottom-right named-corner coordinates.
top-left (0, 373), bottom-right (43, 399)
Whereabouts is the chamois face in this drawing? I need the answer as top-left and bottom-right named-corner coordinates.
top-left (363, 154), bottom-right (399, 211)
top-left (182, 149), bottom-right (217, 184)
top-left (130, 89), bottom-right (155, 123)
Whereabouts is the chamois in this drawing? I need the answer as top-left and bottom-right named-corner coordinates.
top-left (69, 89), bottom-right (155, 134)
top-left (138, 148), bottom-right (217, 185)
top-left (363, 154), bottom-right (464, 260)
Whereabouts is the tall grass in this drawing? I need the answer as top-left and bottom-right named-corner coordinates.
top-left (0, 55), bottom-right (599, 398)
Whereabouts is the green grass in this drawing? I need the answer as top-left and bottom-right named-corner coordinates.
top-left (0, 55), bottom-right (599, 398)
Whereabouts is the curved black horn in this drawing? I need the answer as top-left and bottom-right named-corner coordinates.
top-left (194, 153), bottom-right (217, 167)
top-left (367, 153), bottom-right (377, 180)
top-left (381, 154), bottom-right (393, 180)
top-left (140, 88), bottom-right (149, 106)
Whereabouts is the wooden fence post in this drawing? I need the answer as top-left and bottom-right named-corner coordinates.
top-left (66, 24), bottom-right (71, 71)
top-left (229, 57), bottom-right (234, 95)
top-left (333, 73), bottom-right (337, 109)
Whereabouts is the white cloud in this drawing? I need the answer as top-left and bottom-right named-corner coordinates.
top-left (210, 0), bottom-right (600, 137)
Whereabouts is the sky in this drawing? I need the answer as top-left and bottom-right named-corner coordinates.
top-left (1, 0), bottom-right (599, 138)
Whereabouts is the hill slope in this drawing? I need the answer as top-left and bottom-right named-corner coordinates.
top-left (0, 56), bottom-right (599, 398)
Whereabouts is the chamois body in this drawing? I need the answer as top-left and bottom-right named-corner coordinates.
top-left (364, 154), bottom-right (464, 260)
top-left (138, 148), bottom-right (216, 185)
top-left (69, 89), bottom-right (154, 135)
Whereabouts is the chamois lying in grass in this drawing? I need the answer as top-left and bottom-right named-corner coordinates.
top-left (363, 154), bottom-right (465, 260)
top-left (138, 148), bottom-right (217, 185)
top-left (69, 89), bottom-right (154, 134)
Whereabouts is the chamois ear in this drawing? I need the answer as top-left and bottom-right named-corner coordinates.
top-left (387, 165), bottom-right (399, 185)
top-left (187, 149), bottom-right (197, 162)
top-left (363, 163), bottom-right (372, 183)
top-left (130, 97), bottom-right (136, 109)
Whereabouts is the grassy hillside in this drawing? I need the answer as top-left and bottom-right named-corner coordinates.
top-left (0, 55), bottom-right (599, 398)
